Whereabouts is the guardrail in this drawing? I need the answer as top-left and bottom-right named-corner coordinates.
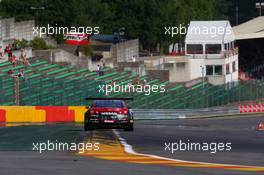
top-left (132, 106), bottom-right (239, 120)
top-left (0, 105), bottom-right (261, 122)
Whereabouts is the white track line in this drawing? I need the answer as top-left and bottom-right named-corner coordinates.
top-left (113, 129), bottom-right (263, 168)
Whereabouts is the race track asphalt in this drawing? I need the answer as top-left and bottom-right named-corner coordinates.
top-left (0, 114), bottom-right (264, 175)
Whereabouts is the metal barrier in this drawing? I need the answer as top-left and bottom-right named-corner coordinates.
top-left (0, 105), bottom-right (244, 122)
top-left (1, 65), bottom-right (264, 109)
top-left (132, 106), bottom-right (239, 119)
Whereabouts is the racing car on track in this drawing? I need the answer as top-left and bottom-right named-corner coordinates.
top-left (84, 98), bottom-right (134, 131)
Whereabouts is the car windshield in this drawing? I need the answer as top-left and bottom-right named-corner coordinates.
top-left (93, 100), bottom-right (124, 108)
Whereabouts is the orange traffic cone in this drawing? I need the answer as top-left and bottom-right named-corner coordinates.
top-left (257, 122), bottom-right (264, 131)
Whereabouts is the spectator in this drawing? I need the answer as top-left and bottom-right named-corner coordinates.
top-left (23, 58), bottom-right (31, 66)
top-left (142, 79), bottom-right (147, 86)
top-left (132, 55), bottom-right (136, 62)
top-left (7, 70), bottom-right (15, 76)
top-left (96, 64), bottom-right (100, 75)
top-left (7, 69), bottom-right (24, 78)
top-left (8, 54), bottom-right (17, 67)
top-left (17, 70), bottom-right (24, 78)
top-left (99, 65), bottom-right (104, 76)
top-left (133, 76), bottom-right (140, 85)
top-left (5, 44), bottom-right (12, 58)
top-left (19, 48), bottom-right (27, 62)
top-left (0, 46), bottom-right (3, 59)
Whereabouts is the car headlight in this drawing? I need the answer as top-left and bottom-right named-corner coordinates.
top-left (117, 114), bottom-right (128, 120)
top-left (90, 114), bottom-right (99, 118)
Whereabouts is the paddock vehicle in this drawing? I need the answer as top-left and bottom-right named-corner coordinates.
top-left (64, 33), bottom-right (89, 45)
top-left (84, 98), bottom-right (134, 131)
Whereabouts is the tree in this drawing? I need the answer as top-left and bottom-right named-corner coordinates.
top-left (1, 0), bottom-right (249, 52)
top-left (30, 37), bottom-right (47, 50)
top-left (13, 39), bottom-right (29, 49)
top-left (79, 45), bottom-right (93, 56)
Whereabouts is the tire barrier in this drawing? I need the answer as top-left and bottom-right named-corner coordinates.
top-left (239, 104), bottom-right (264, 113)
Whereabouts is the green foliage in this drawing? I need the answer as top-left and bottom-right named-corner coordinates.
top-left (13, 39), bottom-right (29, 49)
top-left (213, 0), bottom-right (232, 20)
top-left (79, 45), bottom-right (93, 56)
top-left (30, 37), bottom-right (47, 50)
top-left (227, 0), bottom-right (258, 25)
top-left (54, 34), bottom-right (65, 44)
top-left (1, 0), bottom-right (256, 52)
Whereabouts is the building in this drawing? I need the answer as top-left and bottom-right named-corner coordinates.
top-left (233, 16), bottom-right (264, 79)
top-left (89, 35), bottom-right (139, 68)
top-left (183, 20), bottom-right (239, 85)
top-left (161, 21), bottom-right (238, 85)
top-left (115, 39), bottom-right (139, 63)
top-left (0, 17), bottom-right (35, 60)
top-left (125, 20), bottom-right (239, 85)
top-left (0, 17), bottom-right (35, 47)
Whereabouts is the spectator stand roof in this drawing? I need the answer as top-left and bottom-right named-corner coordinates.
top-left (233, 16), bottom-right (264, 40)
top-left (185, 21), bottom-right (235, 44)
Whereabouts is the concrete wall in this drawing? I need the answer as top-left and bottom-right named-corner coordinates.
top-left (141, 56), bottom-right (164, 69)
top-left (207, 75), bottom-right (225, 85)
top-left (33, 49), bottom-right (92, 69)
top-left (1, 18), bottom-right (37, 47)
top-left (43, 36), bottom-right (57, 47)
top-left (14, 20), bottom-right (35, 41)
top-left (117, 61), bottom-right (145, 76)
top-left (0, 18), bottom-right (15, 47)
top-left (116, 39), bottom-right (139, 62)
top-left (189, 59), bottom-right (205, 79)
top-left (146, 69), bottom-right (169, 81)
top-left (169, 62), bottom-right (191, 82)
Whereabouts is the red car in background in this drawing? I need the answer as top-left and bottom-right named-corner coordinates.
top-left (64, 33), bottom-right (89, 46)
top-left (84, 98), bottom-right (134, 131)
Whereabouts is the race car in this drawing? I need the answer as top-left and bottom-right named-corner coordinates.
top-left (84, 98), bottom-right (134, 131)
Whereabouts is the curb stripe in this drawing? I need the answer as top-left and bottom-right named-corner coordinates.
top-left (79, 130), bottom-right (264, 172)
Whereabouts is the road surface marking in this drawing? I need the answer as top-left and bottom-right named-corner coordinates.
top-left (79, 130), bottom-right (264, 172)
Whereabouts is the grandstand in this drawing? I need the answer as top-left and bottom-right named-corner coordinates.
top-left (0, 58), bottom-right (264, 109)
top-left (233, 16), bottom-right (264, 79)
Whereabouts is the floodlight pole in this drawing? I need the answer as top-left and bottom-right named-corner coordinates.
top-left (14, 76), bottom-right (20, 105)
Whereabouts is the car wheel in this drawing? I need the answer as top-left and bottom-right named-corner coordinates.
top-left (124, 124), bottom-right (134, 131)
top-left (84, 122), bottom-right (93, 131)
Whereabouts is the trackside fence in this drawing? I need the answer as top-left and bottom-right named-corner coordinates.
top-left (0, 74), bottom-right (264, 109)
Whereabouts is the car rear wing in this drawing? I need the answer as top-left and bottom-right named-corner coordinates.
top-left (85, 97), bottom-right (133, 101)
